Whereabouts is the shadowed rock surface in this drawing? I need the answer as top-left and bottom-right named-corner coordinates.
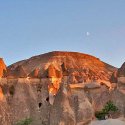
top-left (118, 62), bottom-right (125, 77)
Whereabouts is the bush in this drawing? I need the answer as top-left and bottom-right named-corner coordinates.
top-left (15, 118), bottom-right (32, 125)
top-left (102, 100), bottom-right (118, 113)
top-left (95, 101), bottom-right (118, 120)
top-left (95, 111), bottom-right (106, 120)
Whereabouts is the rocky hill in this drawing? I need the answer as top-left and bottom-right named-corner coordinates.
top-left (6, 51), bottom-right (116, 81)
top-left (1, 51), bottom-right (125, 125)
top-left (5, 51), bottom-right (117, 96)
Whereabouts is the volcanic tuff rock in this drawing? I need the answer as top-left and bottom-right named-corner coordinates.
top-left (6, 51), bottom-right (116, 81)
top-left (0, 58), bottom-right (6, 77)
top-left (118, 62), bottom-right (125, 77)
top-left (50, 77), bottom-right (93, 125)
top-left (5, 51), bottom-right (117, 96)
top-left (1, 51), bottom-right (125, 125)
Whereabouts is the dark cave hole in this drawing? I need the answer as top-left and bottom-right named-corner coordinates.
top-left (46, 97), bottom-right (49, 102)
top-left (39, 102), bottom-right (42, 108)
top-left (9, 85), bottom-right (15, 96)
top-left (37, 89), bottom-right (41, 93)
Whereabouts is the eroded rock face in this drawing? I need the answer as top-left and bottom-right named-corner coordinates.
top-left (47, 64), bottom-right (62, 78)
top-left (0, 85), bottom-right (11, 125)
top-left (118, 62), bottom-right (125, 77)
top-left (107, 62), bottom-right (125, 117)
top-left (0, 77), bottom-right (94, 125)
top-left (1, 52), bottom-right (125, 125)
top-left (50, 77), bottom-right (93, 125)
top-left (6, 51), bottom-right (117, 83)
top-left (0, 58), bottom-right (6, 77)
top-left (110, 71), bottom-right (118, 83)
top-left (50, 80), bottom-right (76, 125)
top-left (0, 78), bottom-right (51, 125)
top-left (28, 68), bottom-right (40, 78)
top-left (110, 62), bottom-right (125, 94)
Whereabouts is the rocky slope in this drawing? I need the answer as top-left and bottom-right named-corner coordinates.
top-left (6, 51), bottom-right (116, 81)
top-left (6, 51), bottom-right (117, 96)
top-left (1, 51), bottom-right (125, 125)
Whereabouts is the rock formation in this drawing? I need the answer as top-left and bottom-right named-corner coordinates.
top-left (118, 62), bottom-right (125, 77)
top-left (50, 76), bottom-right (94, 125)
top-left (1, 51), bottom-right (125, 125)
top-left (0, 58), bottom-right (6, 77)
top-left (6, 51), bottom-right (116, 81)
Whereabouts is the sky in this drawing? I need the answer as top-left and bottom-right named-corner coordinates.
top-left (0, 0), bottom-right (125, 67)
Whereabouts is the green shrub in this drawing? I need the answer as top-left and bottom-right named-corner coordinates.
top-left (95, 111), bottom-right (106, 120)
top-left (102, 100), bottom-right (118, 113)
top-left (15, 118), bottom-right (32, 125)
top-left (95, 101), bottom-right (118, 120)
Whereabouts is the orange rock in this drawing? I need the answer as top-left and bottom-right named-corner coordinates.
top-left (28, 68), bottom-right (39, 78)
top-left (48, 83), bottom-right (58, 95)
top-left (0, 58), bottom-right (6, 77)
top-left (47, 64), bottom-right (62, 78)
top-left (0, 87), bottom-right (4, 100)
top-left (48, 64), bottom-right (56, 78)
top-left (6, 51), bottom-right (116, 81)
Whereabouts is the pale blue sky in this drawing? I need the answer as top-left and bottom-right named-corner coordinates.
top-left (0, 0), bottom-right (125, 67)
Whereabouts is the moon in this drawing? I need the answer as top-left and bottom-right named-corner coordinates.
top-left (86, 32), bottom-right (90, 36)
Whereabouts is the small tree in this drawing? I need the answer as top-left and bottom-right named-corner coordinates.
top-left (95, 111), bottom-right (106, 120)
top-left (102, 100), bottom-right (118, 114)
top-left (95, 101), bottom-right (118, 120)
top-left (15, 118), bottom-right (32, 125)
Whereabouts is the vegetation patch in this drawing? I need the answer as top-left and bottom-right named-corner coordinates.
top-left (15, 118), bottom-right (32, 125)
top-left (95, 100), bottom-right (118, 120)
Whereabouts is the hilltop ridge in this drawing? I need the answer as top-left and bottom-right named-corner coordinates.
top-left (6, 51), bottom-right (116, 83)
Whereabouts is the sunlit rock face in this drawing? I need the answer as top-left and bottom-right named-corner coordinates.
top-left (6, 51), bottom-right (116, 83)
top-left (0, 87), bottom-right (4, 100)
top-left (47, 64), bottom-right (62, 95)
top-left (28, 68), bottom-right (40, 78)
top-left (0, 58), bottom-right (6, 77)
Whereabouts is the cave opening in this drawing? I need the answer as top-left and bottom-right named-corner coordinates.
top-left (46, 97), bottom-right (49, 102)
top-left (39, 102), bottom-right (42, 108)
